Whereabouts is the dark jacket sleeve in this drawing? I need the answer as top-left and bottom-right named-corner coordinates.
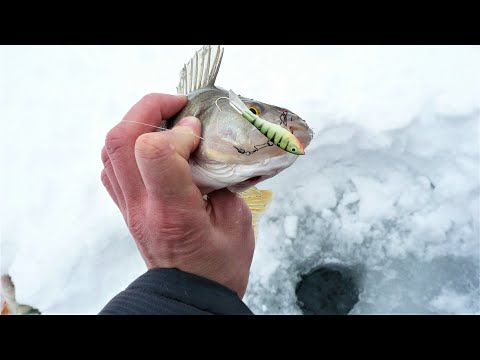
top-left (99, 268), bottom-right (253, 315)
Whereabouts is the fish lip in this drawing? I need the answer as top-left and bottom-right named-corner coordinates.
top-left (298, 141), bottom-right (305, 154)
top-left (229, 176), bottom-right (265, 192)
top-left (239, 176), bottom-right (263, 187)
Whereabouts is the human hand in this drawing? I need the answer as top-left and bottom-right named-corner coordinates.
top-left (101, 94), bottom-right (255, 298)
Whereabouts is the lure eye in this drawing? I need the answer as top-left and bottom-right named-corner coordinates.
top-left (248, 106), bottom-right (261, 116)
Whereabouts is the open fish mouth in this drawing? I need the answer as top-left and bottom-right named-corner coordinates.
top-left (228, 176), bottom-right (264, 192)
top-left (238, 176), bottom-right (263, 188)
top-left (228, 173), bottom-right (278, 193)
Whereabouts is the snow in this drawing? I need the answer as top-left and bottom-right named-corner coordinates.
top-left (430, 289), bottom-right (475, 314)
top-left (1, 45), bottom-right (479, 314)
top-left (283, 216), bottom-right (298, 239)
top-left (246, 110), bottom-right (479, 314)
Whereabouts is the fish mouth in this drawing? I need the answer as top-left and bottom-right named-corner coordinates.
top-left (238, 176), bottom-right (263, 187)
top-left (229, 175), bottom-right (265, 192)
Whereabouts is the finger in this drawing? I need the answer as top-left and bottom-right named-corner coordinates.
top-left (101, 169), bottom-right (120, 208)
top-left (134, 116), bottom-right (202, 202)
top-left (101, 146), bottom-right (124, 210)
top-left (105, 93), bottom-right (187, 207)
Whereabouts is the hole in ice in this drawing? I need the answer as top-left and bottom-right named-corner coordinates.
top-left (295, 265), bottom-right (359, 315)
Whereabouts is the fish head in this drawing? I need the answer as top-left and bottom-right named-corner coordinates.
top-left (189, 92), bottom-right (314, 194)
top-left (239, 96), bottom-right (313, 154)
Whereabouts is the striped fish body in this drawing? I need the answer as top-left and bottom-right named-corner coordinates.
top-left (161, 45), bottom-right (314, 196)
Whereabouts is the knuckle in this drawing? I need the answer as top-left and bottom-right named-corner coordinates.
top-left (141, 93), bottom-right (162, 104)
top-left (101, 147), bottom-right (111, 167)
top-left (100, 170), bottom-right (110, 187)
top-left (126, 206), bottom-right (146, 239)
top-left (105, 127), bottom-right (128, 158)
top-left (128, 219), bottom-right (145, 242)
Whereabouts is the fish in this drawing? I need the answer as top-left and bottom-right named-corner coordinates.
top-left (161, 45), bottom-right (314, 229)
top-left (1, 274), bottom-right (41, 315)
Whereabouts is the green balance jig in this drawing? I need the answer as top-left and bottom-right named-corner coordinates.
top-left (216, 90), bottom-right (305, 155)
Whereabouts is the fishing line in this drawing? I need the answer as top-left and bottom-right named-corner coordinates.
top-left (124, 120), bottom-right (236, 152)
top-left (125, 120), bottom-right (275, 156)
top-left (125, 120), bottom-right (205, 140)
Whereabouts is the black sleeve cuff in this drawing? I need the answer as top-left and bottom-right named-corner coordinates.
top-left (99, 268), bottom-right (253, 315)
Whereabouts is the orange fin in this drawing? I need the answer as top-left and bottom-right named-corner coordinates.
top-left (238, 186), bottom-right (273, 238)
top-left (1, 301), bottom-right (9, 315)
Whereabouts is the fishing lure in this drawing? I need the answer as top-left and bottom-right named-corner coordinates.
top-left (216, 90), bottom-right (305, 156)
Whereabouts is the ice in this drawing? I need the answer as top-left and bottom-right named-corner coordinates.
top-left (245, 110), bottom-right (479, 314)
top-left (1, 45), bottom-right (479, 314)
top-left (430, 289), bottom-right (476, 314)
top-left (283, 216), bottom-right (298, 239)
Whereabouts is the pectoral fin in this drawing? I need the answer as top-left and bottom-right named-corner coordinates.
top-left (239, 186), bottom-right (273, 238)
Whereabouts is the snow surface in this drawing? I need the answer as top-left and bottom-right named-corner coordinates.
top-left (1, 45), bottom-right (479, 314)
top-left (283, 216), bottom-right (299, 239)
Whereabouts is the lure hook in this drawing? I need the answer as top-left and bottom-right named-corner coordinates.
top-left (215, 97), bottom-right (231, 111)
top-left (215, 96), bottom-right (242, 114)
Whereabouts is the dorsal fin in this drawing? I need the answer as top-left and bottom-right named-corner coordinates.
top-left (177, 45), bottom-right (224, 95)
top-left (238, 186), bottom-right (274, 238)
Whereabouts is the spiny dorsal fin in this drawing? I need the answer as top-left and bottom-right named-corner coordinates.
top-left (177, 45), bottom-right (224, 95)
top-left (238, 186), bottom-right (274, 238)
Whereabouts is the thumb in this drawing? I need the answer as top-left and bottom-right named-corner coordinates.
top-left (134, 116), bottom-right (202, 200)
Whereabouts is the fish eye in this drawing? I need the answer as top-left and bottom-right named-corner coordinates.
top-left (248, 106), bottom-right (261, 115)
top-left (292, 148), bottom-right (296, 152)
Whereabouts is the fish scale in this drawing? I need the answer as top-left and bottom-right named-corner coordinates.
top-left (163, 45), bottom-right (314, 232)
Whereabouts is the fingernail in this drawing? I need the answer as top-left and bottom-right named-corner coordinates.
top-left (177, 116), bottom-right (200, 128)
